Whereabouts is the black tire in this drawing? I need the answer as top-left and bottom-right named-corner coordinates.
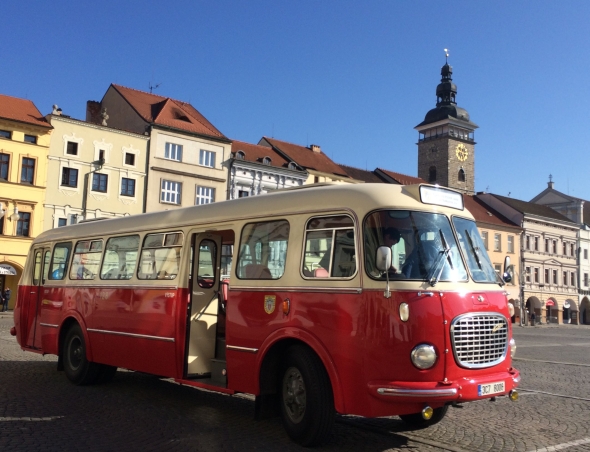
top-left (63, 324), bottom-right (99, 385)
top-left (95, 364), bottom-right (118, 384)
top-left (399, 405), bottom-right (448, 429)
top-left (280, 345), bottom-right (335, 446)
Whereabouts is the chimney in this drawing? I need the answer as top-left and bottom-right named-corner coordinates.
top-left (310, 144), bottom-right (321, 153)
top-left (51, 104), bottom-right (62, 116)
top-left (547, 174), bottom-right (554, 190)
top-left (86, 101), bottom-right (102, 124)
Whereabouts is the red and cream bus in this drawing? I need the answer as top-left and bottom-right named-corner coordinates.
top-left (11, 183), bottom-right (519, 446)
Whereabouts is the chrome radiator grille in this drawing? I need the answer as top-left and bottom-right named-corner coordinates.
top-left (450, 313), bottom-right (509, 369)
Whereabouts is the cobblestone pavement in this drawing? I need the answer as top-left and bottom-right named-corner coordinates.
top-left (1, 313), bottom-right (590, 451)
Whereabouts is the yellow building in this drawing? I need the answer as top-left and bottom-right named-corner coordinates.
top-left (0, 94), bottom-right (52, 309)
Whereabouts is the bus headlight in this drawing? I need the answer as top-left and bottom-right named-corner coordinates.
top-left (410, 344), bottom-right (437, 370)
top-left (509, 338), bottom-right (516, 359)
top-left (507, 302), bottom-right (515, 318)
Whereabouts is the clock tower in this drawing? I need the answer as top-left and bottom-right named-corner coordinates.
top-left (415, 57), bottom-right (478, 194)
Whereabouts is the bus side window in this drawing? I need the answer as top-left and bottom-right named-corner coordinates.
top-left (32, 251), bottom-right (42, 285)
top-left (69, 240), bottom-right (103, 280)
top-left (101, 235), bottom-right (140, 280)
top-left (302, 215), bottom-right (356, 278)
top-left (236, 220), bottom-right (289, 280)
top-left (48, 242), bottom-right (72, 280)
top-left (137, 232), bottom-right (183, 280)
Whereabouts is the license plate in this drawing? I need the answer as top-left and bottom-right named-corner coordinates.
top-left (478, 381), bottom-right (505, 397)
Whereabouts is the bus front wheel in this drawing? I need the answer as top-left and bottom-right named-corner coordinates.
top-left (399, 405), bottom-right (448, 429)
top-left (280, 345), bottom-right (335, 446)
top-left (63, 324), bottom-right (99, 385)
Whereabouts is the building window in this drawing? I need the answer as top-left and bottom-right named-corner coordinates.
top-left (585, 249), bottom-right (588, 260)
top-left (545, 238), bottom-right (549, 252)
top-left (66, 141), bottom-right (78, 155)
top-left (124, 153), bottom-right (136, 166)
top-left (16, 212), bottom-right (31, 237)
top-left (24, 134), bottom-right (37, 144)
top-left (534, 267), bottom-right (539, 283)
top-left (481, 231), bottom-right (489, 250)
top-left (58, 218), bottom-right (67, 227)
top-left (196, 186), bottom-right (215, 205)
top-left (494, 233), bottom-right (501, 252)
top-left (61, 167), bottom-right (78, 187)
top-left (238, 190), bottom-right (249, 198)
top-left (525, 235), bottom-right (530, 250)
top-left (91, 173), bottom-right (108, 192)
top-left (571, 272), bottom-right (576, 287)
top-left (236, 151), bottom-right (245, 160)
top-left (525, 266), bottom-right (531, 283)
top-left (553, 269), bottom-right (558, 284)
top-left (545, 269), bottom-right (549, 284)
top-left (458, 168), bottom-right (465, 182)
top-left (428, 166), bottom-right (436, 183)
top-left (0, 130), bottom-right (11, 139)
top-left (21, 157), bottom-right (35, 184)
top-left (161, 180), bottom-right (181, 204)
top-left (534, 236), bottom-right (539, 251)
top-left (563, 242), bottom-right (567, 255)
top-left (494, 264), bottom-right (502, 277)
top-left (199, 150), bottom-right (215, 168)
top-left (165, 142), bottom-right (183, 162)
top-left (121, 178), bottom-right (136, 197)
top-left (585, 273), bottom-right (588, 287)
top-left (552, 240), bottom-right (557, 254)
top-left (508, 236), bottom-right (514, 253)
top-left (0, 154), bottom-right (9, 180)
top-left (571, 244), bottom-right (575, 257)
top-left (563, 271), bottom-right (568, 286)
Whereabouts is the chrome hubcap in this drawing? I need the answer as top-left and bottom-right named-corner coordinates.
top-left (283, 366), bottom-right (306, 424)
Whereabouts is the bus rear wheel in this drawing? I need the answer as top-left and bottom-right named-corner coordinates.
top-left (280, 345), bottom-right (335, 446)
top-left (63, 324), bottom-right (99, 385)
top-left (399, 405), bottom-right (448, 429)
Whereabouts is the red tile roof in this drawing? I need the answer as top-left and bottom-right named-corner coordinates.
top-left (339, 164), bottom-right (386, 183)
top-left (463, 194), bottom-right (521, 230)
top-left (260, 137), bottom-right (350, 177)
top-left (0, 94), bottom-right (51, 128)
top-left (111, 84), bottom-right (227, 140)
top-left (231, 140), bottom-right (295, 169)
top-left (376, 168), bottom-right (426, 185)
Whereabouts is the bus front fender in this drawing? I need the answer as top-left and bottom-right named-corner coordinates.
top-left (257, 327), bottom-right (346, 414)
top-left (58, 312), bottom-right (94, 363)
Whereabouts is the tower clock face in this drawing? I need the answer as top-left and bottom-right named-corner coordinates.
top-left (455, 144), bottom-right (469, 162)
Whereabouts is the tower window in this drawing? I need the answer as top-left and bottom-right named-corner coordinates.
top-left (458, 168), bottom-right (466, 182)
top-left (428, 166), bottom-right (436, 183)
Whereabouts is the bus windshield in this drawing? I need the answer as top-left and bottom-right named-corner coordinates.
top-left (364, 210), bottom-right (468, 283)
top-left (452, 217), bottom-right (498, 283)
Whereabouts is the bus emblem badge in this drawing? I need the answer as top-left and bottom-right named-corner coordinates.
top-left (264, 295), bottom-right (276, 314)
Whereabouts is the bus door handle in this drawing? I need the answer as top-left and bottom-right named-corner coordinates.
top-left (418, 291), bottom-right (434, 297)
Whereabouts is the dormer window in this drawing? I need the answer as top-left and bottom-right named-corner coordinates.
top-left (288, 162), bottom-right (297, 170)
top-left (263, 157), bottom-right (271, 165)
top-left (236, 151), bottom-right (245, 160)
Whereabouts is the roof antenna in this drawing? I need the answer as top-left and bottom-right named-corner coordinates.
top-left (149, 82), bottom-right (161, 94)
top-left (444, 48), bottom-right (449, 63)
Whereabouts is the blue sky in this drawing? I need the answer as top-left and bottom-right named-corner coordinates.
top-left (3, 1), bottom-right (590, 201)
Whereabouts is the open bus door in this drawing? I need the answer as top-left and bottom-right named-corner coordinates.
top-left (23, 247), bottom-right (51, 349)
top-left (186, 233), bottom-right (222, 379)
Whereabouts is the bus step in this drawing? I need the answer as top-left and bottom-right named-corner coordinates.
top-left (210, 359), bottom-right (227, 386)
top-left (216, 337), bottom-right (226, 360)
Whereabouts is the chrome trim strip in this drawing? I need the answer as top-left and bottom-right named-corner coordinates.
top-left (40, 323), bottom-right (59, 328)
top-left (226, 345), bottom-right (259, 353)
top-left (230, 286), bottom-right (362, 294)
top-left (87, 328), bottom-right (175, 342)
top-left (377, 388), bottom-right (458, 397)
top-left (41, 284), bottom-right (178, 290)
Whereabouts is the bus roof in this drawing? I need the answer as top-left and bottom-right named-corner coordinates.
top-left (33, 183), bottom-right (473, 244)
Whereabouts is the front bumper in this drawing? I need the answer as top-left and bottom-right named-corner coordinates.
top-left (368, 368), bottom-right (520, 404)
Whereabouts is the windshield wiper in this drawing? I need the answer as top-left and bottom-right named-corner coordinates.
top-left (428, 229), bottom-right (452, 287)
top-left (464, 229), bottom-right (483, 270)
